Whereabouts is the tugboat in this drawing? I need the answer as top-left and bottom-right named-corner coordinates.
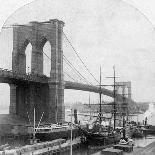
top-left (79, 67), bottom-right (121, 147)
top-left (29, 107), bottom-right (79, 142)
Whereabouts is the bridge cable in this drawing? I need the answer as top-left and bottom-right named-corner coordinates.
top-left (63, 55), bottom-right (92, 85)
top-left (40, 47), bottom-right (78, 82)
top-left (63, 32), bottom-right (100, 85)
top-left (1, 25), bottom-right (85, 83)
top-left (65, 72), bottom-right (77, 82)
top-left (37, 38), bottom-right (91, 83)
top-left (1, 25), bottom-right (97, 84)
top-left (42, 48), bottom-right (92, 83)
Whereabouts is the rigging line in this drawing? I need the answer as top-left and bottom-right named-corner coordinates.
top-left (63, 55), bottom-right (92, 85)
top-left (63, 31), bottom-right (100, 84)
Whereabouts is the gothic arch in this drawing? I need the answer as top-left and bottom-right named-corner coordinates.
top-left (41, 38), bottom-right (52, 77)
top-left (39, 36), bottom-right (52, 49)
top-left (25, 42), bottom-right (32, 73)
top-left (21, 39), bottom-right (31, 52)
top-left (115, 82), bottom-right (131, 100)
top-left (11, 19), bottom-right (65, 123)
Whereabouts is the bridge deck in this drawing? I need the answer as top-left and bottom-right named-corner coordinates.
top-left (0, 68), bottom-right (132, 102)
top-left (0, 69), bottom-right (48, 84)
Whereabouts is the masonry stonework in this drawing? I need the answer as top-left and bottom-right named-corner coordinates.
top-left (10, 19), bottom-right (65, 123)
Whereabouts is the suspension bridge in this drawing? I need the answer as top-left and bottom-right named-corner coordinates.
top-left (0, 19), bottom-right (133, 123)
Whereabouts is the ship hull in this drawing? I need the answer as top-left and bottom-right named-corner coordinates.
top-left (35, 128), bottom-right (80, 142)
top-left (81, 129), bottom-right (121, 146)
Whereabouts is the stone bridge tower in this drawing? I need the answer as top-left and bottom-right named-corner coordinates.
top-left (115, 81), bottom-right (131, 124)
top-left (10, 19), bottom-right (65, 123)
top-left (115, 82), bottom-right (131, 101)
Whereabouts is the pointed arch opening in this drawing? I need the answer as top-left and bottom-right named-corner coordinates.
top-left (124, 87), bottom-right (128, 97)
top-left (25, 42), bottom-right (32, 74)
top-left (43, 41), bottom-right (51, 77)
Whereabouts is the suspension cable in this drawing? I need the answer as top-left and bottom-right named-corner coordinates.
top-left (63, 55), bottom-right (92, 85)
top-left (41, 49), bottom-right (79, 82)
top-left (2, 25), bottom-right (93, 84)
top-left (64, 71), bottom-right (77, 82)
top-left (63, 32), bottom-right (100, 84)
top-left (2, 25), bottom-right (98, 84)
top-left (42, 49), bottom-right (90, 83)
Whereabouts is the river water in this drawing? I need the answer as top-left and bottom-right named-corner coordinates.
top-left (66, 103), bottom-right (155, 127)
top-left (63, 103), bottom-right (155, 154)
top-left (60, 135), bottom-right (155, 155)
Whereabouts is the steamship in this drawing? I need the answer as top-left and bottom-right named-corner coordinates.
top-left (33, 123), bottom-right (80, 142)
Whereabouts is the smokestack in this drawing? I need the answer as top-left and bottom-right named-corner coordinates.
top-left (74, 109), bottom-right (78, 124)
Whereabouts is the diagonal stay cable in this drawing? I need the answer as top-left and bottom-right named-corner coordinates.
top-left (43, 49), bottom-right (91, 84)
top-left (41, 50), bottom-right (77, 82)
top-left (2, 25), bottom-right (97, 85)
top-left (64, 71), bottom-right (77, 82)
top-left (63, 55), bottom-right (92, 85)
top-left (63, 31), bottom-right (100, 84)
top-left (1, 25), bottom-right (86, 84)
top-left (42, 44), bottom-right (91, 84)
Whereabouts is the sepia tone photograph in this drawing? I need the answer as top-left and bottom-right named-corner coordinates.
top-left (0, 0), bottom-right (155, 154)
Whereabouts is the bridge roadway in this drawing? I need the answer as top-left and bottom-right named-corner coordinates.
top-left (0, 68), bottom-right (128, 101)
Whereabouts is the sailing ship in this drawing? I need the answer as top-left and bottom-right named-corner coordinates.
top-left (79, 67), bottom-right (121, 147)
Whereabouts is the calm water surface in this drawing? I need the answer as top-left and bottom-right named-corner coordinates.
top-left (61, 135), bottom-right (155, 155)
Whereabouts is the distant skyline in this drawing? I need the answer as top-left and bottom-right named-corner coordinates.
top-left (0, 0), bottom-right (155, 113)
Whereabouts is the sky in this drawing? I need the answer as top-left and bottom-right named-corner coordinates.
top-left (0, 0), bottom-right (155, 113)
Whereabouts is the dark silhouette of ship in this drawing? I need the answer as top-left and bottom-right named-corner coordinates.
top-left (79, 67), bottom-right (122, 147)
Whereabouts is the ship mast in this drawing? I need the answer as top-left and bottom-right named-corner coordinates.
top-left (89, 93), bottom-right (91, 121)
top-left (113, 66), bottom-right (116, 130)
top-left (106, 66), bottom-right (117, 130)
top-left (99, 66), bottom-right (102, 125)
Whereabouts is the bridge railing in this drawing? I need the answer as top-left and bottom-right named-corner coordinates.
top-left (0, 68), bottom-right (49, 83)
